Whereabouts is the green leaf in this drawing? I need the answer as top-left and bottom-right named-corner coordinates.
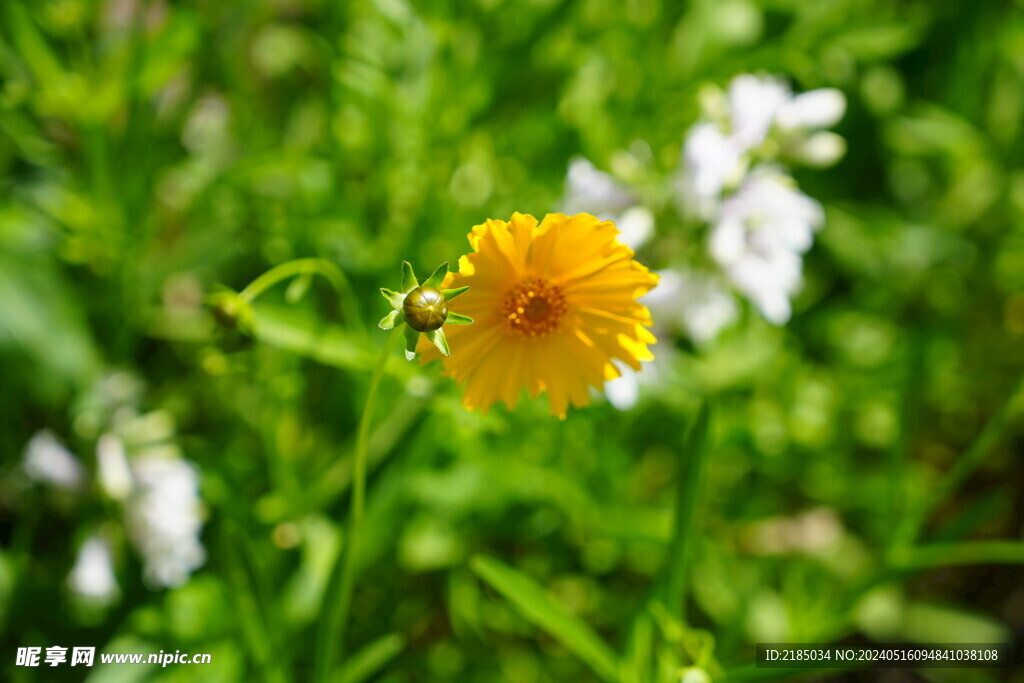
top-left (404, 325), bottom-right (420, 361)
top-left (250, 303), bottom-right (372, 371)
top-left (442, 285), bottom-right (470, 301)
top-left (378, 310), bottom-right (403, 330)
top-left (0, 255), bottom-right (99, 392)
top-left (380, 288), bottom-right (406, 310)
top-left (401, 261), bottom-right (419, 292)
top-left (445, 312), bottom-right (474, 325)
top-left (427, 327), bottom-right (449, 356)
top-left (664, 402), bottom-right (712, 618)
top-left (470, 555), bottom-right (619, 682)
top-left (423, 262), bottom-right (448, 288)
top-left (902, 601), bottom-right (1011, 644)
top-left (832, 23), bottom-right (924, 61)
top-left (335, 632), bottom-right (406, 683)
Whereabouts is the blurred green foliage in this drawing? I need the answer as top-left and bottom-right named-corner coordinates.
top-left (1, 0), bottom-right (1023, 681)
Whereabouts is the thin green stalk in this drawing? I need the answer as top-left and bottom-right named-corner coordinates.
top-left (664, 402), bottom-right (712, 621)
top-left (314, 326), bottom-right (401, 683)
top-left (886, 328), bottom-right (924, 550)
top-left (893, 373), bottom-right (1024, 548)
top-left (241, 257), bottom-right (363, 327)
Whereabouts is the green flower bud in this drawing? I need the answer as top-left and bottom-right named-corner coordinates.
top-left (380, 260), bottom-right (473, 360)
top-left (403, 285), bottom-right (448, 332)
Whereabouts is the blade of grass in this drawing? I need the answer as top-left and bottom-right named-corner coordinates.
top-left (886, 327), bottom-right (924, 549)
top-left (894, 373), bottom-right (1024, 547)
top-left (470, 555), bottom-right (619, 683)
top-left (221, 523), bottom-right (286, 683)
top-left (891, 541), bottom-right (1024, 570)
top-left (334, 632), bottom-right (406, 683)
top-left (622, 610), bottom-right (654, 683)
top-left (664, 402), bottom-right (712, 620)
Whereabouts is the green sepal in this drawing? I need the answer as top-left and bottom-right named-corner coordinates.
top-left (378, 310), bottom-right (404, 330)
top-left (423, 262), bottom-right (448, 289)
top-left (403, 325), bottom-right (420, 361)
top-left (442, 285), bottom-right (470, 301)
top-left (427, 327), bottom-right (450, 356)
top-left (380, 288), bottom-right (406, 310)
top-left (446, 312), bottom-right (474, 325)
top-left (401, 261), bottom-right (419, 293)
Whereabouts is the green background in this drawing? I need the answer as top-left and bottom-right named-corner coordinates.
top-left (1, 0), bottom-right (1023, 681)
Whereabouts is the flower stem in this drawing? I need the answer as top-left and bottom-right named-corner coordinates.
top-left (240, 257), bottom-right (363, 327)
top-left (314, 326), bottom-right (401, 683)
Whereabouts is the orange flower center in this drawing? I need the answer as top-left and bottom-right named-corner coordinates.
top-left (504, 278), bottom-right (566, 337)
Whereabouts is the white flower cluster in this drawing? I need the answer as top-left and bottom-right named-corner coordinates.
top-left (102, 409), bottom-right (206, 589)
top-left (681, 74), bottom-right (845, 324)
top-left (20, 403), bottom-right (206, 596)
top-left (126, 452), bottom-right (206, 588)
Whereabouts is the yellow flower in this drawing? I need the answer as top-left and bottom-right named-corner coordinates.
top-left (420, 212), bottom-right (658, 418)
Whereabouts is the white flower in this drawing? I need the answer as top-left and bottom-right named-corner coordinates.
top-left (96, 433), bottom-right (133, 501)
top-left (721, 247), bottom-right (803, 324)
top-left (614, 206), bottom-right (655, 250)
top-left (776, 88), bottom-right (846, 131)
top-left (562, 157), bottom-right (635, 216)
top-left (23, 430), bottom-right (85, 491)
top-left (709, 169), bottom-right (824, 324)
top-left (681, 122), bottom-right (747, 202)
top-left (786, 131), bottom-right (847, 168)
top-left (126, 454), bottom-right (205, 588)
top-left (561, 157), bottom-right (654, 249)
top-left (644, 269), bottom-right (739, 344)
top-left (776, 88), bottom-right (846, 168)
top-left (728, 74), bottom-right (791, 149)
top-left (68, 535), bottom-right (118, 603)
top-left (679, 77), bottom-right (847, 213)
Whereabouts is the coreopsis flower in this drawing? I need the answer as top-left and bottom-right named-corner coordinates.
top-left (420, 212), bottom-right (658, 418)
